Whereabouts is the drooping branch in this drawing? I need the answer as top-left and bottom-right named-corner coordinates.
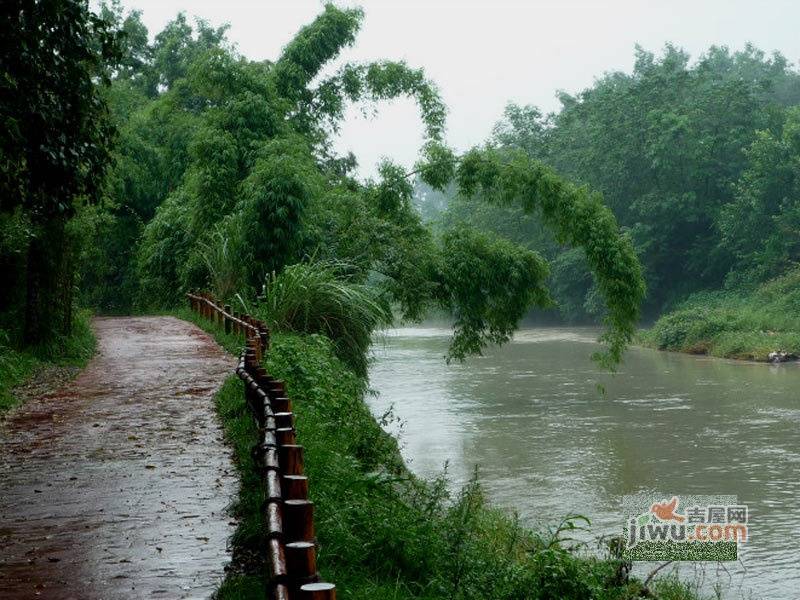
top-left (313, 61), bottom-right (447, 142)
top-left (435, 225), bottom-right (553, 361)
top-left (453, 148), bottom-right (646, 367)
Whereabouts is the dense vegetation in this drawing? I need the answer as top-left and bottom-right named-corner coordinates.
top-left (1, 1), bottom-right (118, 343)
top-left (422, 46), bottom-right (800, 331)
top-left (183, 309), bottom-right (707, 600)
top-left (642, 267), bottom-right (800, 360)
top-left (3, 0), bottom-right (795, 596)
top-left (0, 310), bottom-right (95, 413)
top-left (4, 4), bottom-right (798, 375)
top-left (0, 1), bottom-right (642, 368)
top-left (0, 0), bottom-right (115, 408)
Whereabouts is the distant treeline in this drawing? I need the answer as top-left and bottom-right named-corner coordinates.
top-left (419, 45), bottom-right (800, 321)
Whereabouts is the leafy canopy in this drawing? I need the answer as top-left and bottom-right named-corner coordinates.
top-left (85, 3), bottom-right (645, 366)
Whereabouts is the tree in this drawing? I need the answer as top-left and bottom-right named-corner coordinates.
top-left (486, 44), bottom-right (800, 315)
top-left (447, 148), bottom-right (646, 365)
top-left (720, 106), bottom-right (800, 282)
top-left (133, 4), bottom-right (450, 306)
top-left (98, 3), bottom-right (645, 365)
top-left (0, 0), bottom-right (119, 342)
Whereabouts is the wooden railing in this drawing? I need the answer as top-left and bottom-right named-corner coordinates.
top-left (187, 293), bottom-right (336, 600)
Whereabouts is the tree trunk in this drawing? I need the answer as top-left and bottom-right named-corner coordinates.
top-left (23, 217), bottom-right (71, 345)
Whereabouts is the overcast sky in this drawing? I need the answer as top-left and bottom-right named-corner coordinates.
top-left (113, 0), bottom-right (800, 178)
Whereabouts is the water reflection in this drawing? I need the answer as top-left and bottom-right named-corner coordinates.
top-left (368, 327), bottom-right (800, 600)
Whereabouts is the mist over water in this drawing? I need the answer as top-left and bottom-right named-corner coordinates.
top-left (368, 327), bottom-right (800, 600)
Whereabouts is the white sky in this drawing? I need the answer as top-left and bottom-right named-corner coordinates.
top-left (112, 0), bottom-right (800, 179)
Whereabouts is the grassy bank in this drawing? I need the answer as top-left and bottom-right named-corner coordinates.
top-left (0, 309), bottom-right (96, 414)
top-left (179, 308), bottom-right (707, 600)
top-left (641, 268), bottom-right (800, 361)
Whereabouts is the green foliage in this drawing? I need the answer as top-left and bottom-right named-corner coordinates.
top-left (319, 61), bottom-right (447, 141)
top-left (236, 137), bottom-right (321, 285)
top-left (125, 3), bottom-right (453, 322)
top-left (0, 0), bottom-right (119, 218)
top-left (0, 309), bottom-right (96, 414)
top-left (76, 207), bottom-right (141, 314)
top-left (314, 161), bottom-right (442, 324)
top-left (97, 1), bottom-right (150, 81)
top-left (71, 3), bottom-right (647, 368)
top-left (372, 161), bottom-right (414, 215)
top-left (720, 106), bottom-right (800, 281)
top-left (417, 142), bottom-right (457, 190)
top-left (548, 249), bottom-right (601, 321)
top-left (0, 209), bottom-right (32, 335)
top-left (0, 334), bottom-right (37, 414)
top-left (254, 261), bottom-right (392, 376)
top-left (271, 4), bottom-right (363, 103)
top-left (436, 226), bottom-right (552, 359)
top-left (491, 103), bottom-right (550, 158)
top-left (0, 0), bottom-right (120, 343)
top-left (305, 149), bottom-right (627, 364)
top-left (483, 45), bottom-right (800, 316)
top-left (143, 12), bottom-right (230, 97)
top-left (136, 191), bottom-right (194, 308)
top-left (431, 182), bottom-right (604, 323)
top-left (185, 127), bottom-right (241, 235)
top-left (642, 267), bottom-right (800, 360)
top-left (198, 226), bottom-right (244, 301)
top-left (456, 148), bottom-right (646, 366)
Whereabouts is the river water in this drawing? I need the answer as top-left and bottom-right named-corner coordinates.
top-left (367, 327), bottom-right (800, 600)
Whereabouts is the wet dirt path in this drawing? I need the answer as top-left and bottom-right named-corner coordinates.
top-left (0, 317), bottom-right (238, 599)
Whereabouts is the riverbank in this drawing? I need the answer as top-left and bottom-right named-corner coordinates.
top-left (179, 308), bottom-right (706, 600)
top-left (640, 268), bottom-right (800, 362)
top-left (0, 309), bottom-right (96, 415)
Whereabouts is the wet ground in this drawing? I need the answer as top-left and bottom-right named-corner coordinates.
top-left (0, 317), bottom-right (238, 599)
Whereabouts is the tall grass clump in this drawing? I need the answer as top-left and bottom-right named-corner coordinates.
top-left (0, 331), bottom-right (38, 413)
top-left (254, 261), bottom-right (392, 376)
top-left (199, 226), bottom-right (246, 302)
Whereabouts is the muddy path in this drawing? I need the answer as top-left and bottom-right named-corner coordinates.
top-left (0, 316), bottom-right (238, 599)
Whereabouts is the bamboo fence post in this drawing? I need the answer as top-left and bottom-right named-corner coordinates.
top-left (276, 427), bottom-right (296, 446)
top-left (224, 304), bottom-right (232, 334)
top-left (300, 582), bottom-right (336, 600)
top-left (285, 541), bottom-right (318, 585)
top-left (272, 397), bottom-right (292, 413)
top-left (283, 499), bottom-right (314, 542)
top-left (279, 444), bottom-right (304, 475)
top-left (275, 412), bottom-right (294, 429)
top-left (282, 475), bottom-right (309, 500)
top-left (204, 290), bottom-right (336, 596)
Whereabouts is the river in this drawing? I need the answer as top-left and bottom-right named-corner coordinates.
top-left (367, 327), bottom-right (800, 600)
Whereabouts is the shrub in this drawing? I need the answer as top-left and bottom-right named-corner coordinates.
top-left (642, 267), bottom-right (800, 359)
top-left (198, 225), bottom-right (246, 301)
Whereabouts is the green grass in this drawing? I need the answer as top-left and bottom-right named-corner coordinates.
top-left (641, 267), bottom-right (800, 360)
top-left (212, 375), bottom-right (269, 598)
top-left (182, 309), bottom-right (706, 600)
top-left (0, 309), bottom-right (96, 414)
